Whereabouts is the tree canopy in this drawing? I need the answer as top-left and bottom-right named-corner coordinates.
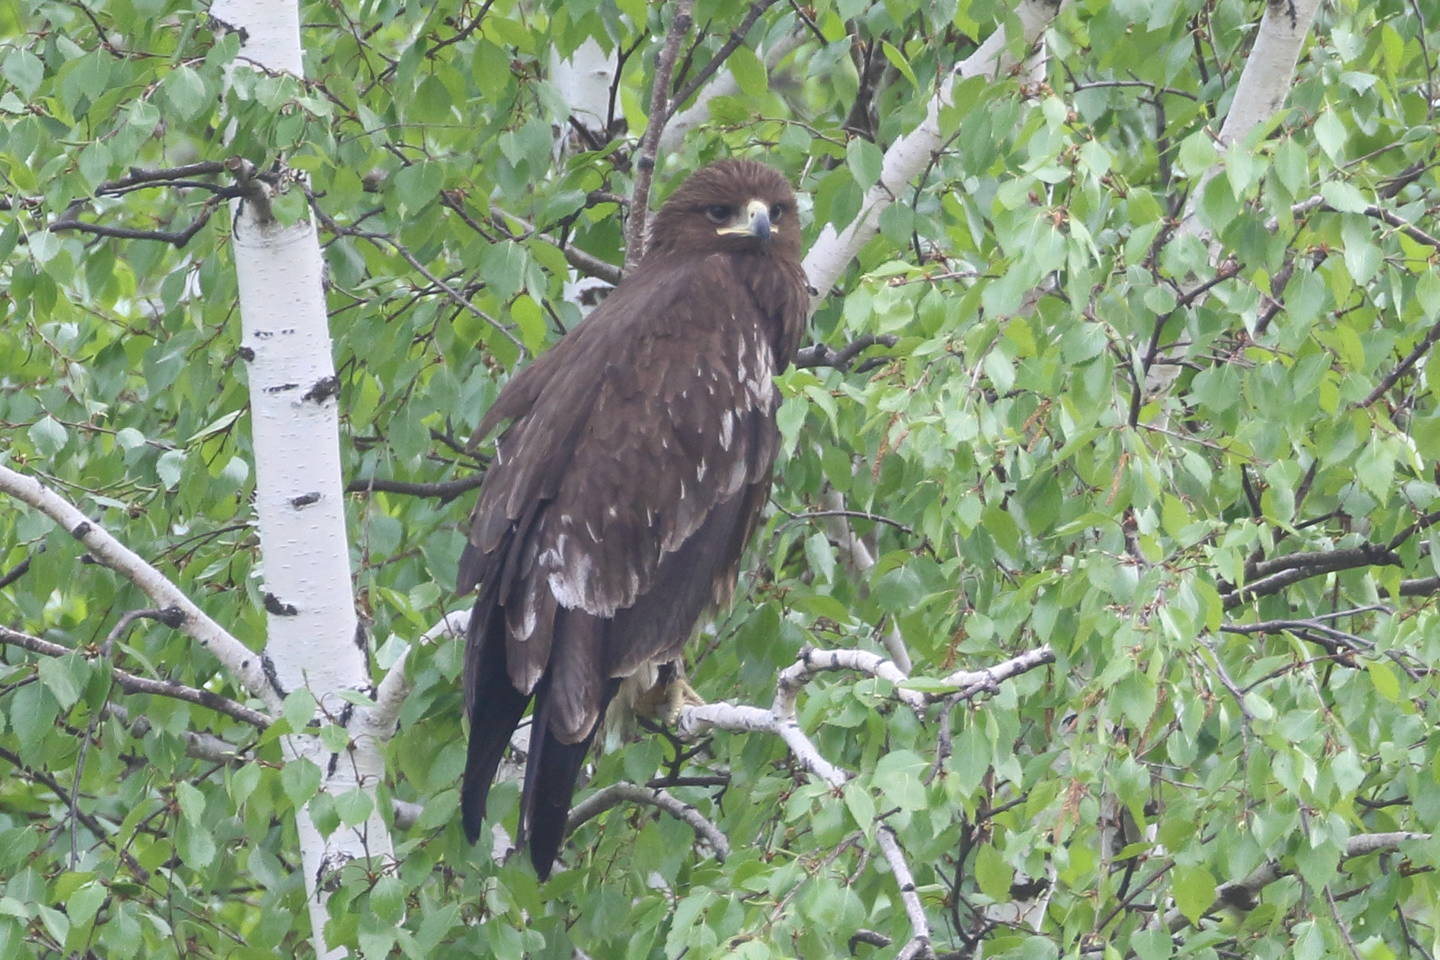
top-left (2, 0), bottom-right (1439, 957)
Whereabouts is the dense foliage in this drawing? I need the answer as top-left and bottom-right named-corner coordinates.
top-left (2, 0), bottom-right (1439, 956)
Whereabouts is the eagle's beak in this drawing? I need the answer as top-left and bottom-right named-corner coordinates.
top-left (717, 198), bottom-right (771, 242)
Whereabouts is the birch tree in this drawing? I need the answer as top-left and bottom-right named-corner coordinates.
top-left (3, 1), bottom-right (1440, 958)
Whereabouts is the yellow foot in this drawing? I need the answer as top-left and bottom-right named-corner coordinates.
top-left (664, 675), bottom-right (706, 725)
top-left (633, 666), bottom-right (706, 725)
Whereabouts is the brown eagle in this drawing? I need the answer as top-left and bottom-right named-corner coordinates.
top-left (457, 159), bottom-right (809, 877)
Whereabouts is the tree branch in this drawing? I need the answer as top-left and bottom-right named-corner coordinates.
top-left (0, 624), bottom-right (273, 729)
top-left (668, 0), bottom-right (783, 110)
top-left (363, 610), bottom-right (470, 739)
top-left (677, 643), bottom-right (1051, 957)
top-left (345, 472), bottom-right (484, 500)
top-left (1164, 831), bottom-right (1430, 932)
top-left (801, 0), bottom-right (1065, 305)
top-left (624, 0), bottom-right (696, 269)
top-left (1358, 316), bottom-right (1440, 408)
top-left (0, 464), bottom-right (278, 711)
top-left (1221, 544), bottom-right (1403, 608)
top-left (793, 334), bottom-right (898, 371)
top-left (103, 702), bottom-right (249, 764)
top-left (565, 781), bottom-right (730, 861)
top-left (463, 199), bottom-right (624, 287)
top-left (659, 30), bottom-right (804, 154)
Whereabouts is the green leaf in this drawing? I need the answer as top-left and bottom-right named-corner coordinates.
top-left (370, 874), bottom-right (405, 925)
top-left (1295, 839), bottom-right (1341, 891)
top-left (842, 780), bottom-right (875, 831)
top-left (1321, 180), bottom-right (1368, 213)
top-left (65, 882), bottom-right (106, 928)
top-left (37, 655), bottom-right (82, 711)
top-left (880, 41), bottom-right (918, 88)
top-left (179, 820), bottom-right (217, 868)
top-left (1177, 131), bottom-right (1217, 177)
top-left (282, 688), bottom-right (317, 731)
top-left (175, 781), bottom-right (207, 826)
top-left (281, 758), bottom-right (322, 808)
top-left (1366, 661), bottom-right (1401, 703)
top-left (1314, 109), bottom-right (1348, 162)
top-left (2, 48), bottom-right (44, 98)
top-left (28, 416), bottom-right (68, 456)
top-left (1171, 863), bottom-right (1216, 924)
top-left (845, 138), bottom-right (883, 191)
top-left (155, 449), bottom-right (185, 490)
top-left (974, 843), bottom-right (1014, 901)
top-left (334, 788), bottom-right (375, 827)
top-left (162, 65), bottom-right (209, 120)
top-left (728, 45), bottom-right (768, 99)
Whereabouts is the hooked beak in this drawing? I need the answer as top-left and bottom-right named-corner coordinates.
top-left (716, 198), bottom-right (771, 242)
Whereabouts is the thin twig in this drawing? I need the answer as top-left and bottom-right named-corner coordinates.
top-left (669, 0), bottom-right (783, 109)
top-left (625, 0), bottom-right (696, 269)
top-left (345, 472), bottom-right (484, 501)
top-left (793, 334), bottom-right (899, 371)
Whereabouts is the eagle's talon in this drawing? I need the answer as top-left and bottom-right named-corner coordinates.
top-left (665, 675), bottom-right (706, 725)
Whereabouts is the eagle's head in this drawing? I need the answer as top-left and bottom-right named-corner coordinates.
top-left (646, 159), bottom-right (802, 263)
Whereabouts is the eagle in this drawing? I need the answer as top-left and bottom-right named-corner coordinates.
top-left (457, 159), bottom-right (809, 878)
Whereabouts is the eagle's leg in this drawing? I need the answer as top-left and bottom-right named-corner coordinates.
top-left (635, 660), bottom-right (705, 724)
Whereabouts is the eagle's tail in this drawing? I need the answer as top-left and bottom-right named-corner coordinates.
top-left (460, 606), bottom-right (533, 845)
top-left (521, 676), bottom-right (621, 880)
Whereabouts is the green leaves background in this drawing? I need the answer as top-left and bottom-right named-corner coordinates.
top-left (2, 0), bottom-right (1439, 956)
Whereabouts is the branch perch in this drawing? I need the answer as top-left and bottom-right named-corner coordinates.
top-left (0, 464), bottom-right (278, 711)
top-left (0, 624), bottom-right (272, 729)
top-left (565, 781), bottom-right (731, 861)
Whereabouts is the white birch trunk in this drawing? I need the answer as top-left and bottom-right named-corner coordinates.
top-left (211, 0), bottom-right (392, 955)
top-left (553, 39), bottom-right (621, 313)
top-left (552, 38), bottom-right (615, 156)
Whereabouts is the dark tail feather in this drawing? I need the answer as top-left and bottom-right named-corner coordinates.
top-left (460, 608), bottom-right (532, 844)
top-left (521, 678), bottom-right (621, 879)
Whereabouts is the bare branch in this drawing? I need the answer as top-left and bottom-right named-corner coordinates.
top-left (0, 464), bottom-right (278, 710)
top-left (932, 645), bottom-right (1056, 698)
top-left (669, 0), bottom-right (783, 110)
top-left (103, 605), bottom-right (187, 655)
top-left (625, 0), bottom-right (696, 269)
top-left (1164, 831), bottom-right (1430, 931)
top-left (778, 645), bottom-right (926, 710)
top-left (0, 624), bottom-right (272, 729)
top-left (1359, 317), bottom-right (1440, 408)
top-left (493, 210), bottom-right (623, 287)
top-left (48, 198), bottom-right (223, 247)
top-left (1221, 544), bottom-right (1403, 608)
top-left (801, 0), bottom-right (1065, 304)
top-left (659, 31), bottom-right (804, 153)
top-left (793, 334), bottom-right (898, 371)
top-left (565, 781), bottom-right (730, 861)
top-left (363, 610), bottom-right (470, 739)
top-left (345, 472), bottom-right (484, 500)
top-left (103, 703), bottom-right (249, 764)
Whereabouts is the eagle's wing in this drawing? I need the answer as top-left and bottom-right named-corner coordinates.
top-left (458, 252), bottom-right (799, 870)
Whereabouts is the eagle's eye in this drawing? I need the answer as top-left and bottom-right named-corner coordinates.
top-left (769, 203), bottom-right (785, 223)
top-left (704, 204), bottom-right (733, 224)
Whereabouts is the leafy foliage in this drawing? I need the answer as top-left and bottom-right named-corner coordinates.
top-left (2, 0), bottom-right (1440, 957)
